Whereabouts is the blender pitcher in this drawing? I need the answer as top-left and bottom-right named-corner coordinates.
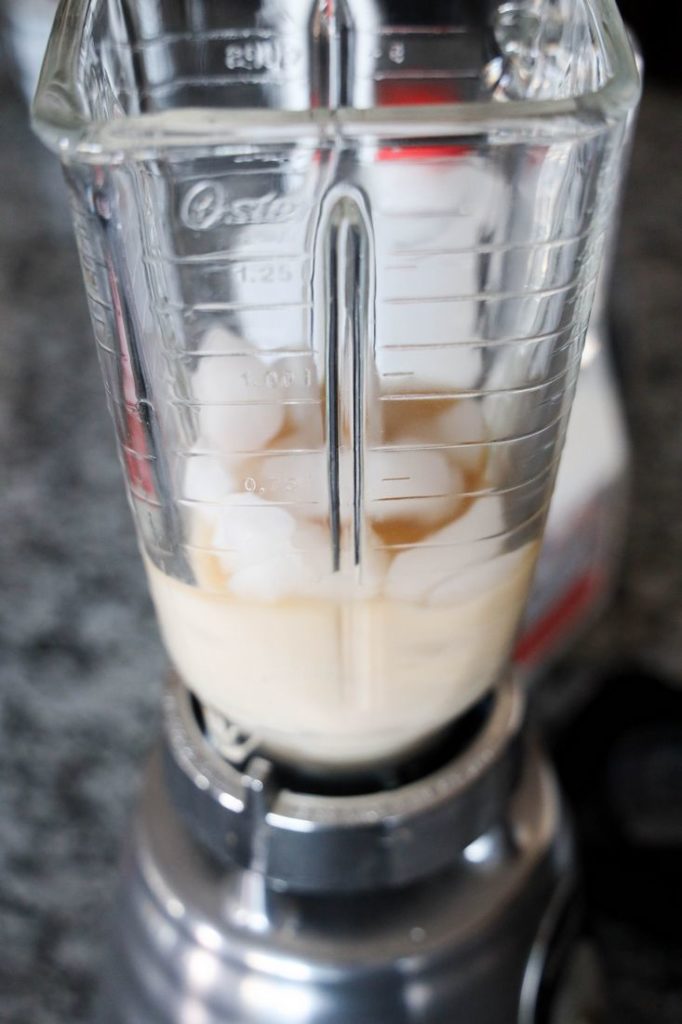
top-left (34, 0), bottom-right (638, 773)
top-left (33, 1), bottom-right (640, 1021)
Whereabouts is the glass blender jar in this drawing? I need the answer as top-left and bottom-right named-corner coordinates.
top-left (33, 2), bottom-right (640, 1021)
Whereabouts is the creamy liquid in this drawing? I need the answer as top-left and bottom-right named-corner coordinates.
top-left (147, 328), bottom-right (542, 769)
top-left (146, 538), bottom-right (538, 768)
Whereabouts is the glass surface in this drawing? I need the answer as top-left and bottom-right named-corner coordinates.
top-left (34, 0), bottom-right (640, 770)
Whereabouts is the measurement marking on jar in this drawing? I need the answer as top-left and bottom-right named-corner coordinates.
top-left (232, 262), bottom-right (295, 284)
top-left (143, 251), bottom-right (307, 266)
top-left (377, 326), bottom-right (575, 350)
top-left (372, 492), bottom-right (451, 502)
top-left (178, 496), bottom-right (321, 509)
top-left (179, 445), bottom-right (319, 458)
top-left (181, 346), bottom-right (313, 358)
top-left (378, 25), bottom-right (469, 35)
top-left (376, 365), bottom-right (579, 401)
top-left (388, 41), bottom-right (406, 64)
top-left (244, 476), bottom-right (302, 497)
top-left (382, 279), bottom-right (585, 304)
top-left (377, 206), bottom-right (472, 219)
top-left (390, 228), bottom-right (595, 258)
top-left (157, 300), bottom-right (311, 313)
top-left (240, 368), bottom-right (315, 390)
top-left (374, 69), bottom-right (476, 80)
top-left (224, 37), bottom-right (302, 74)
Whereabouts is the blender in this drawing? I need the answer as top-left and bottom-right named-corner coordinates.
top-left (32, 2), bottom-right (640, 1021)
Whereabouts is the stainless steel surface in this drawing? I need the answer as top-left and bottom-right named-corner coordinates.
top-left (163, 675), bottom-right (524, 892)
top-left (100, 730), bottom-right (569, 1024)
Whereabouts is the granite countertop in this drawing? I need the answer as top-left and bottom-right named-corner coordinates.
top-left (1, 72), bottom-right (681, 1024)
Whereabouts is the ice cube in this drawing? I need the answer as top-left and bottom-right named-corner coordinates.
top-left (427, 542), bottom-right (536, 607)
top-left (199, 402), bottom-right (284, 454)
top-left (228, 550), bottom-right (315, 600)
top-left (433, 399), bottom-right (489, 476)
top-left (385, 496), bottom-right (507, 603)
top-left (368, 159), bottom-right (499, 380)
top-left (258, 447), bottom-right (464, 536)
top-left (376, 342), bottom-right (483, 395)
top-left (204, 485), bottom-right (390, 601)
top-left (182, 452), bottom-right (234, 502)
top-left (208, 494), bottom-right (316, 599)
top-left (366, 448), bottom-right (464, 531)
top-left (192, 328), bottom-right (285, 452)
top-left (214, 493), bottom-right (297, 558)
top-left (295, 521), bottom-right (389, 601)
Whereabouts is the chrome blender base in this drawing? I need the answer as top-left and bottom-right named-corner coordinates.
top-left (99, 679), bottom-right (575, 1024)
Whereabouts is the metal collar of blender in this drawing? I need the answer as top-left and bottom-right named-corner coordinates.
top-left (161, 675), bottom-right (526, 894)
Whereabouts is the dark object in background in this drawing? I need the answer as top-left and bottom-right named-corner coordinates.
top-left (616, 2), bottom-right (682, 85)
top-left (549, 667), bottom-right (682, 1024)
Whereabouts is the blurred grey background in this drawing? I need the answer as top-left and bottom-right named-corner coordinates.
top-left (0, 5), bottom-right (681, 1023)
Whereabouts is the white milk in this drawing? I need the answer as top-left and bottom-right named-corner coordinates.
top-left (146, 526), bottom-right (537, 768)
